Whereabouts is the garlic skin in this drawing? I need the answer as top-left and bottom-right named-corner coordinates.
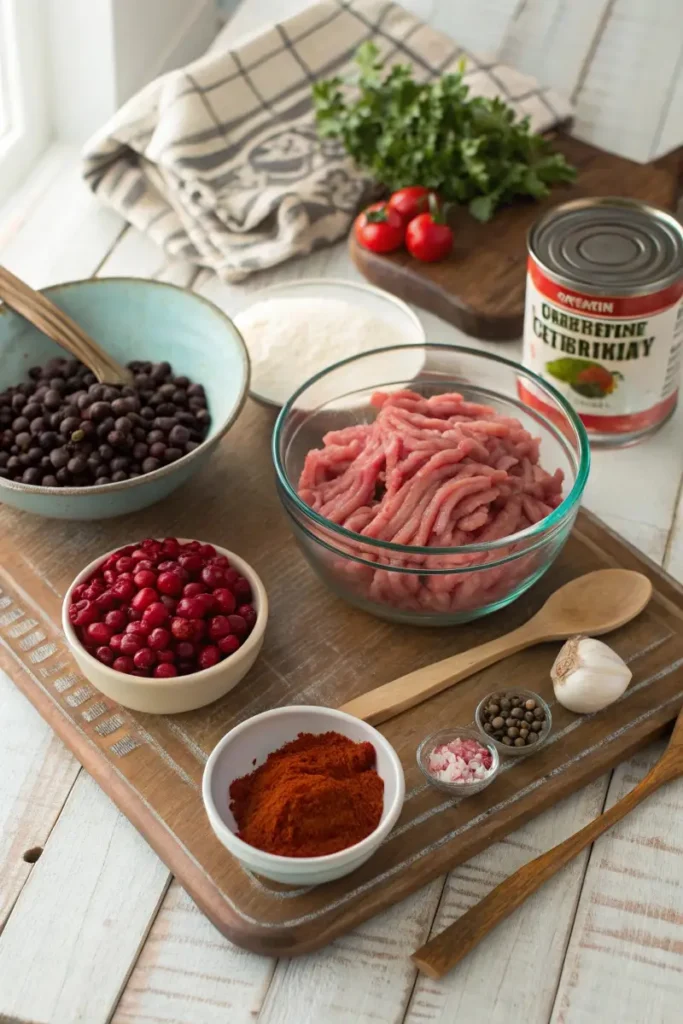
top-left (551, 635), bottom-right (632, 714)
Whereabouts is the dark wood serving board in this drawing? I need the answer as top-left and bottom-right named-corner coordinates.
top-left (350, 135), bottom-right (683, 340)
top-left (3, 398), bottom-right (683, 956)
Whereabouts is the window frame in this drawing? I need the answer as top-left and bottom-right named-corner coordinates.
top-left (0, 0), bottom-right (51, 205)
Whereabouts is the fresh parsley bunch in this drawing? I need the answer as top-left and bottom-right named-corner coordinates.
top-left (313, 43), bottom-right (576, 222)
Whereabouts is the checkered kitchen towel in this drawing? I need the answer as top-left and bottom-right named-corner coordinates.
top-left (82, 0), bottom-right (572, 282)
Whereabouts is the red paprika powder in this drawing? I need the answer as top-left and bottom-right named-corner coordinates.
top-left (229, 731), bottom-right (384, 857)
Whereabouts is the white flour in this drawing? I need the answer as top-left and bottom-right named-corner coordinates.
top-left (234, 296), bottom-right (418, 406)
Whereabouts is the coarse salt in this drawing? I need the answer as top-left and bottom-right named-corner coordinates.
top-left (427, 737), bottom-right (493, 785)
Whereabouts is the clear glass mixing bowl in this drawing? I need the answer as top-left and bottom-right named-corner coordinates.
top-left (272, 344), bottom-right (590, 626)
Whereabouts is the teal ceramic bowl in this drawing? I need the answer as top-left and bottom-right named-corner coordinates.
top-left (0, 278), bottom-right (249, 519)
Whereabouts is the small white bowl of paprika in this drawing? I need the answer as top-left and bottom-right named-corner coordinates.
top-left (202, 705), bottom-right (405, 886)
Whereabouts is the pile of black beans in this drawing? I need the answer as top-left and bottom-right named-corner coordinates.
top-left (0, 358), bottom-right (210, 487)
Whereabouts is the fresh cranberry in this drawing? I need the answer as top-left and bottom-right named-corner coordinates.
top-left (228, 614), bottom-right (248, 637)
top-left (198, 645), bottom-right (221, 670)
top-left (211, 555), bottom-right (230, 569)
top-left (156, 649), bottom-right (176, 664)
top-left (113, 655), bottom-right (135, 673)
top-left (171, 616), bottom-right (195, 641)
top-left (126, 618), bottom-right (152, 634)
top-left (233, 577), bottom-right (252, 602)
top-left (178, 553), bottom-right (204, 574)
top-left (105, 609), bottom-right (127, 632)
top-left (116, 556), bottom-right (134, 573)
top-left (134, 569), bottom-right (157, 589)
top-left (131, 587), bottom-right (158, 611)
top-left (131, 549), bottom-right (147, 562)
top-left (103, 554), bottom-right (119, 570)
top-left (86, 621), bottom-right (112, 645)
top-left (186, 540), bottom-right (201, 552)
top-left (159, 595), bottom-right (177, 614)
top-left (199, 543), bottom-right (216, 558)
top-left (133, 647), bottom-right (156, 670)
top-left (127, 606), bottom-right (143, 621)
top-left (134, 558), bottom-right (155, 571)
top-left (162, 537), bottom-right (180, 557)
top-left (95, 590), bottom-right (118, 612)
top-left (103, 569), bottom-right (118, 586)
top-left (218, 634), bottom-right (241, 656)
top-left (148, 627), bottom-right (171, 650)
top-left (213, 588), bottom-right (236, 615)
top-left (182, 581), bottom-right (207, 598)
top-left (224, 569), bottom-right (240, 588)
top-left (175, 641), bottom-right (194, 659)
top-left (112, 577), bottom-right (136, 601)
top-left (132, 669), bottom-right (151, 677)
top-left (154, 663), bottom-right (178, 678)
top-left (157, 571), bottom-right (184, 596)
top-left (200, 565), bottom-right (225, 589)
top-left (238, 604), bottom-right (258, 631)
top-left (72, 583), bottom-right (88, 602)
top-left (71, 600), bottom-right (100, 627)
top-left (84, 581), bottom-right (105, 600)
top-left (120, 633), bottom-right (143, 655)
top-left (110, 633), bottom-right (124, 651)
top-left (177, 661), bottom-right (195, 675)
top-left (95, 645), bottom-right (115, 665)
top-left (175, 596), bottom-right (207, 619)
top-left (143, 601), bottom-right (169, 628)
top-left (208, 615), bottom-right (232, 640)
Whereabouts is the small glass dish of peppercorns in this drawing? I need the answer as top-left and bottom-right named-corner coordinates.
top-left (475, 689), bottom-right (552, 757)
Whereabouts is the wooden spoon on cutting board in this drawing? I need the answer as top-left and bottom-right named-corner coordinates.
top-left (413, 701), bottom-right (683, 979)
top-left (0, 265), bottom-right (132, 385)
top-left (339, 569), bottom-right (652, 725)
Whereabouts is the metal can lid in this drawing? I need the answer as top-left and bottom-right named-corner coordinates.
top-left (528, 197), bottom-right (683, 295)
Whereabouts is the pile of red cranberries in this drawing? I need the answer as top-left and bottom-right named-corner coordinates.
top-left (68, 538), bottom-right (257, 678)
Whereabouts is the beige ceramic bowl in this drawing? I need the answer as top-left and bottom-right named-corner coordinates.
top-left (202, 706), bottom-right (405, 885)
top-left (62, 540), bottom-right (268, 714)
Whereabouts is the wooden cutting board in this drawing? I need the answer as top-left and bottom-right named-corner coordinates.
top-left (2, 398), bottom-right (683, 956)
top-left (350, 135), bottom-right (683, 340)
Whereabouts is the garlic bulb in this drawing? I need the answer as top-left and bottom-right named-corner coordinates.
top-left (551, 635), bottom-right (631, 714)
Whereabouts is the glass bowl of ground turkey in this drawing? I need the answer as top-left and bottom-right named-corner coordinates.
top-left (272, 344), bottom-right (590, 626)
top-left (202, 706), bottom-right (405, 885)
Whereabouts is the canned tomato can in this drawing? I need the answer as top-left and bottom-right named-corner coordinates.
top-left (521, 197), bottom-right (683, 445)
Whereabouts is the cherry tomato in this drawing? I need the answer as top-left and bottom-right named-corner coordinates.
top-left (388, 186), bottom-right (433, 225)
top-left (354, 202), bottom-right (404, 254)
top-left (405, 199), bottom-right (453, 262)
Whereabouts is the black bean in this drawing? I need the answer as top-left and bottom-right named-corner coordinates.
top-left (154, 417), bottom-right (177, 433)
top-left (89, 401), bottom-right (112, 421)
top-left (15, 432), bottom-right (31, 450)
top-left (141, 457), bottom-right (160, 473)
top-left (42, 475), bottom-right (58, 487)
top-left (152, 361), bottom-right (171, 379)
top-left (176, 411), bottom-right (195, 426)
top-left (111, 456), bottom-right (130, 472)
top-left (114, 417), bottom-right (132, 435)
top-left (111, 398), bottom-right (129, 416)
top-left (22, 467), bottom-right (42, 484)
top-left (18, 382), bottom-right (35, 397)
top-left (7, 456), bottom-right (21, 471)
top-left (49, 447), bottom-right (70, 469)
top-left (140, 406), bottom-right (155, 421)
top-left (98, 444), bottom-right (114, 460)
top-left (147, 429), bottom-right (164, 445)
top-left (11, 393), bottom-right (26, 411)
top-left (60, 417), bottom-right (80, 436)
top-left (87, 455), bottom-right (102, 474)
top-left (27, 447), bottom-right (42, 464)
top-left (111, 470), bottom-right (128, 482)
top-left (96, 417), bottom-right (116, 439)
top-left (135, 374), bottom-right (151, 390)
top-left (187, 383), bottom-right (205, 398)
top-left (172, 390), bottom-right (187, 406)
top-left (0, 452), bottom-right (7, 468)
top-left (157, 402), bottom-right (177, 417)
top-left (67, 454), bottom-right (88, 474)
top-left (188, 397), bottom-right (206, 412)
top-left (169, 424), bottom-right (189, 446)
top-left (132, 442), bottom-right (148, 460)
top-left (163, 447), bottom-right (182, 463)
top-left (95, 464), bottom-right (110, 479)
top-left (12, 416), bottom-right (30, 433)
top-left (107, 430), bottom-right (126, 448)
top-left (88, 383), bottom-right (105, 399)
top-left (77, 393), bottom-right (92, 410)
top-left (133, 427), bottom-right (147, 442)
top-left (149, 442), bottom-right (166, 459)
top-left (195, 409), bottom-right (210, 426)
top-left (24, 403), bottom-right (41, 420)
top-left (185, 441), bottom-right (200, 453)
top-left (83, 373), bottom-right (96, 386)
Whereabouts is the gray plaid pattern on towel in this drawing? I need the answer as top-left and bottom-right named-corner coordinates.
top-left (82, 0), bottom-right (572, 282)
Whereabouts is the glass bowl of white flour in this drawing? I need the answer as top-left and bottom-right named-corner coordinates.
top-left (232, 278), bottom-right (425, 408)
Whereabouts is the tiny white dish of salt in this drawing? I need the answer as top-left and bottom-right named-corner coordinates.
top-left (233, 278), bottom-right (425, 407)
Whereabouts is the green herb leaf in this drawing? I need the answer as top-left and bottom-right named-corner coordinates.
top-left (313, 48), bottom-right (576, 221)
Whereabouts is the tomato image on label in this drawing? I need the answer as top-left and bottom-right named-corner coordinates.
top-left (545, 358), bottom-right (623, 399)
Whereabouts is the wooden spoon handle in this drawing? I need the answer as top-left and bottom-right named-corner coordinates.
top-left (412, 766), bottom-right (668, 980)
top-left (0, 266), bottom-right (132, 385)
top-left (338, 622), bottom-right (540, 724)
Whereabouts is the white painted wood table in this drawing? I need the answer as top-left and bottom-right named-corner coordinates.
top-left (2, 2), bottom-right (683, 1022)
